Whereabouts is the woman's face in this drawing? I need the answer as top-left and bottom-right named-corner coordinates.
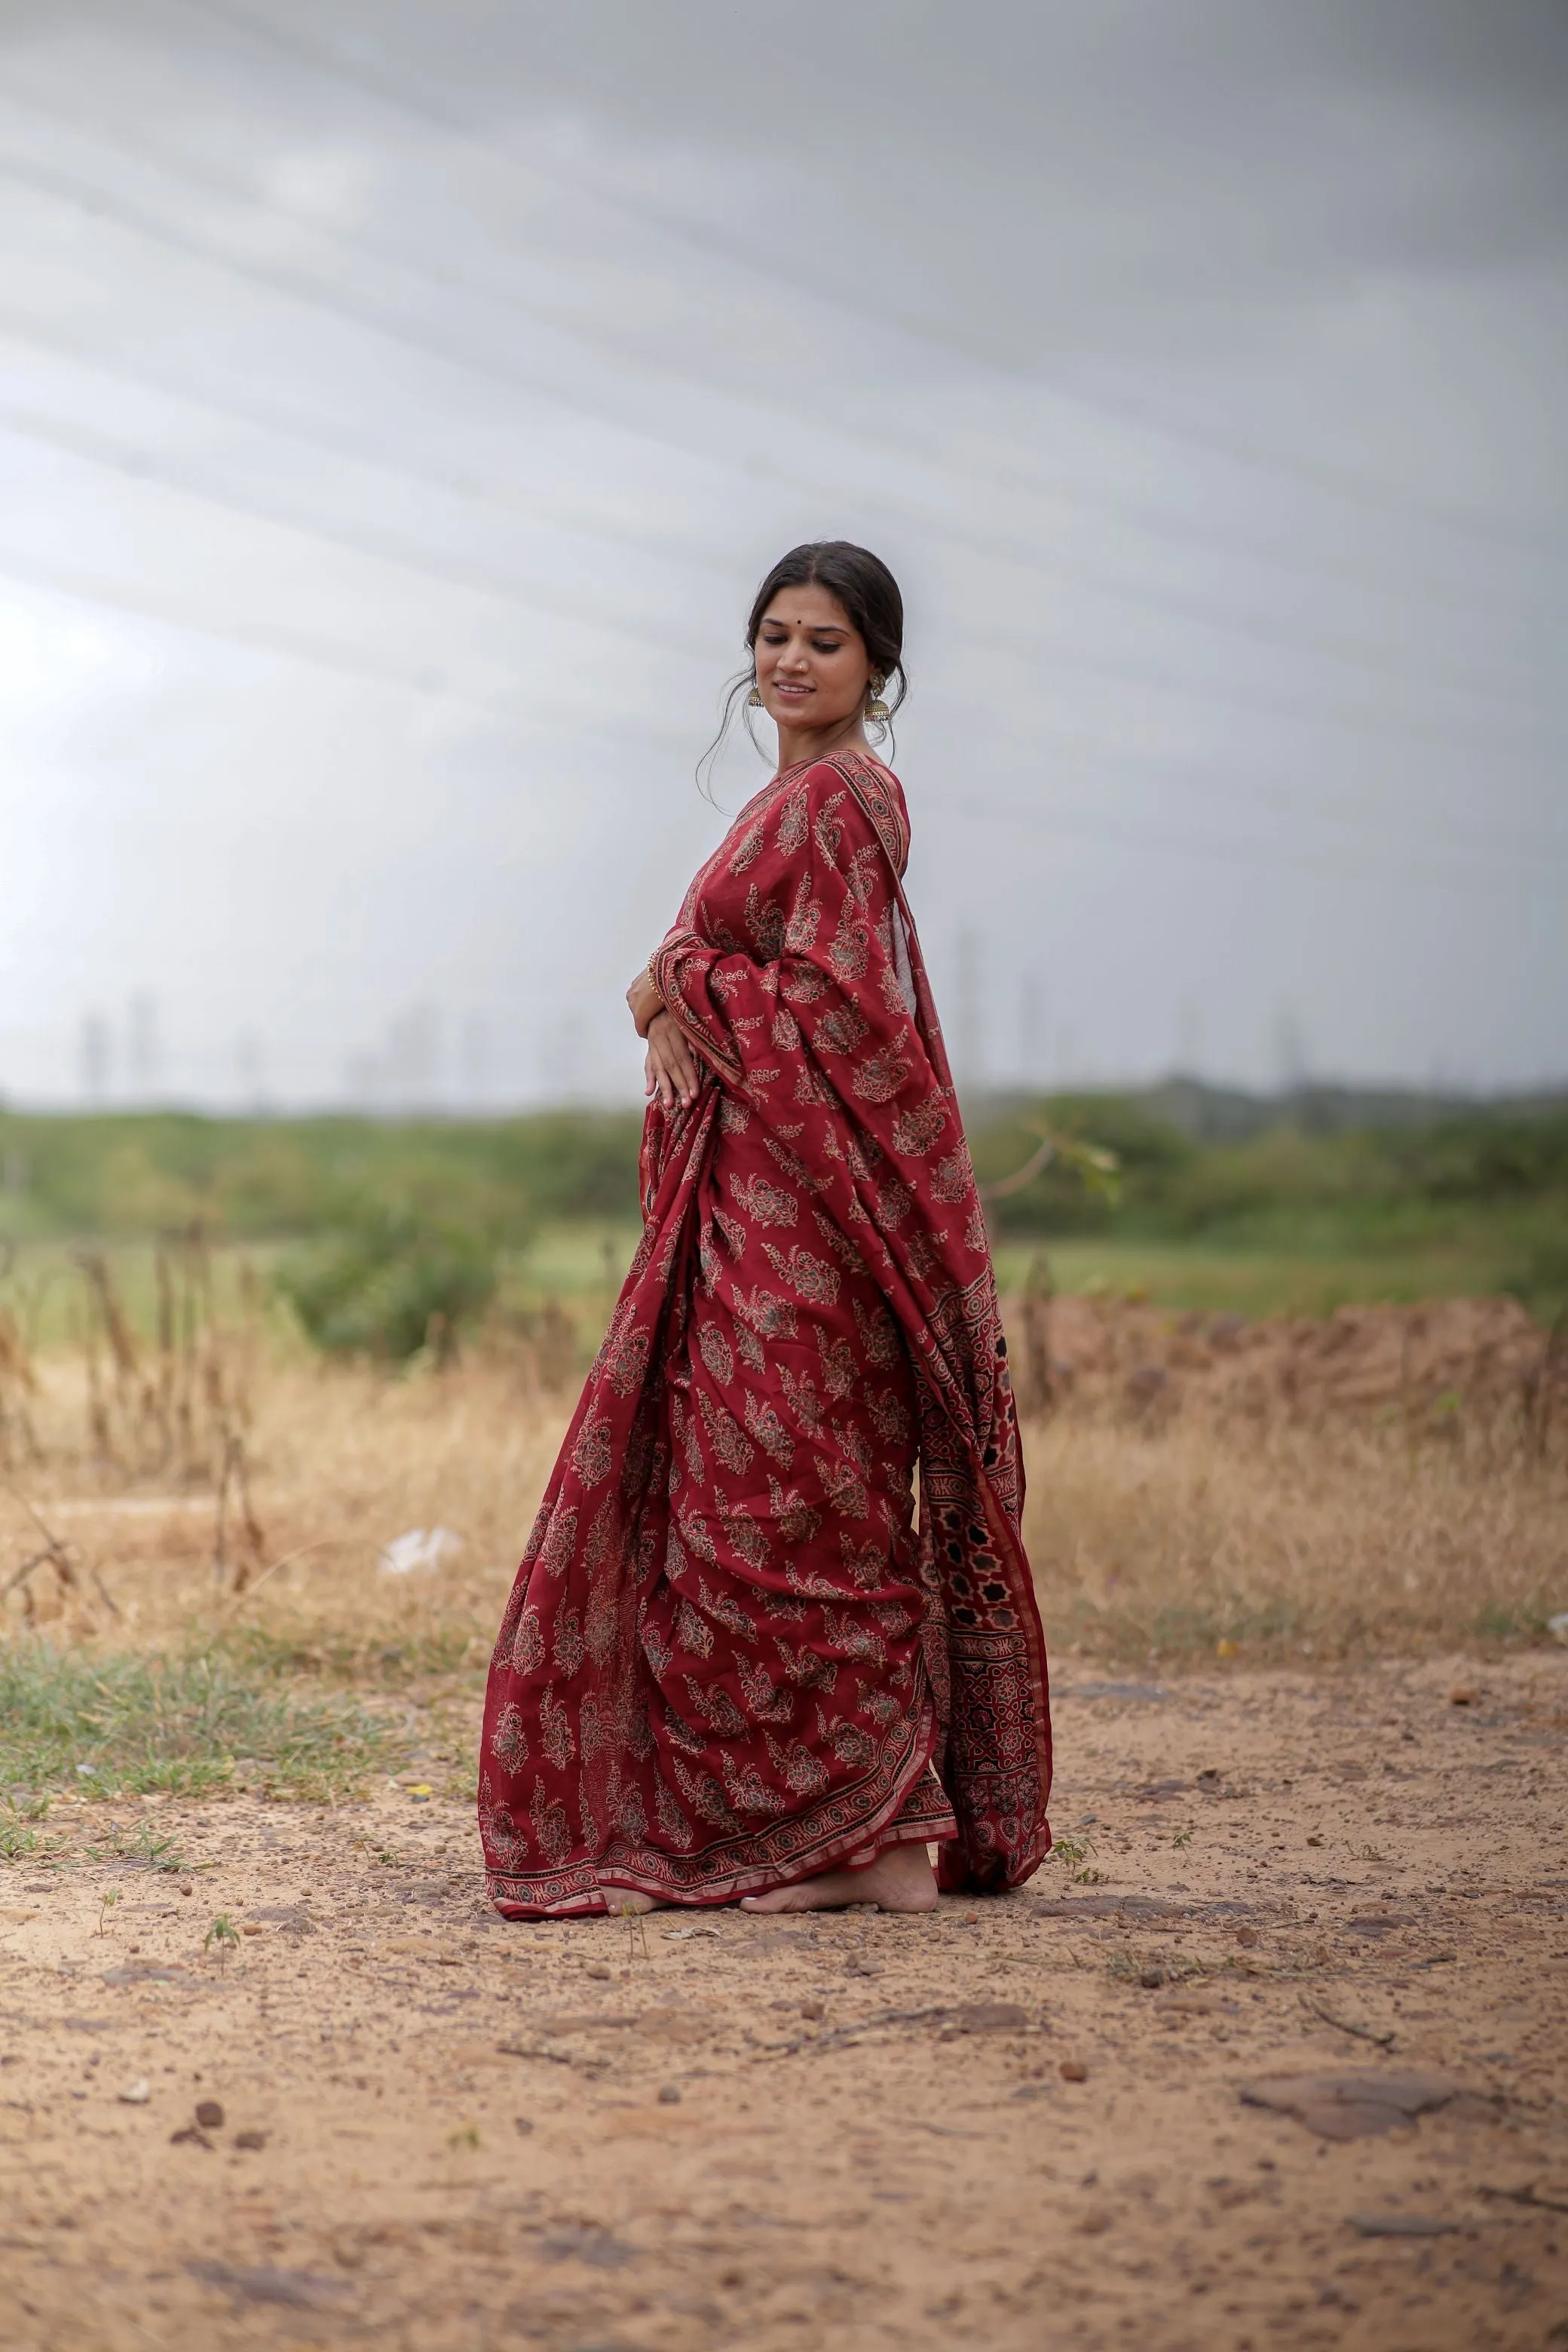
top-left (752, 583), bottom-right (873, 733)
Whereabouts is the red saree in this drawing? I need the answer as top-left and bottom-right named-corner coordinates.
top-left (479, 747), bottom-right (1052, 1912)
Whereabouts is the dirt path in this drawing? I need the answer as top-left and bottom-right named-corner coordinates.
top-left (2, 1652), bottom-right (1564, 2351)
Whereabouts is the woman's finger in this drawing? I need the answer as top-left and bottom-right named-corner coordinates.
top-left (646, 1039), bottom-right (675, 1111)
top-left (651, 1013), bottom-right (700, 1107)
top-left (669, 1034), bottom-right (700, 1104)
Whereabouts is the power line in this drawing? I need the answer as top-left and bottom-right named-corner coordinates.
top-left (0, 531), bottom-right (684, 760)
top-left (0, 534), bottom-right (1558, 902)
top-left (1029, 372), bottom-right (1568, 574)
top-left (985, 623), bottom-right (1557, 770)
top-left (0, 302), bottom-right (737, 586)
top-left (0, 85), bottom-right (1556, 730)
top-left (7, 372), bottom-right (1561, 873)
top-left (179, 0), bottom-right (1568, 574)
top-left (0, 394), bottom-right (718, 666)
top-left (923, 786), bottom-right (1549, 899)
top-left (1003, 717), bottom-right (1567, 871)
top-left (2, 298), bottom-right (1555, 796)
top-left (30, 11), bottom-right (1553, 644)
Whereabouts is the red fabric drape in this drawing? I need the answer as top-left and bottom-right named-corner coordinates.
top-left (479, 749), bottom-right (1052, 1912)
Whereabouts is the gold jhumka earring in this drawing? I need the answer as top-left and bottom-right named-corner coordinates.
top-left (746, 684), bottom-right (764, 707)
top-left (866, 672), bottom-right (890, 722)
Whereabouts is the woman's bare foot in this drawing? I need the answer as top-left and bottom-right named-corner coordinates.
top-left (600, 1891), bottom-right (666, 1914)
top-left (739, 1839), bottom-right (937, 1915)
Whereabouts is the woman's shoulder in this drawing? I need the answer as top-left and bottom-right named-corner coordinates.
top-left (804, 747), bottom-right (910, 878)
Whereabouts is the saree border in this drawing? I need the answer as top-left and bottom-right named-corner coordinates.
top-left (483, 1686), bottom-right (955, 1916)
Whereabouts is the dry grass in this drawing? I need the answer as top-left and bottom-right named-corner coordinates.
top-left (2, 1327), bottom-right (1563, 1695)
top-left (1022, 1405), bottom-right (1567, 1661)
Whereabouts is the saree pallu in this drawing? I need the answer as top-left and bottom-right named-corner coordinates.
top-left (479, 747), bottom-right (1052, 1912)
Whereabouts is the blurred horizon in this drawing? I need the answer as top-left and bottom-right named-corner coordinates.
top-left (2, 0), bottom-right (1564, 1115)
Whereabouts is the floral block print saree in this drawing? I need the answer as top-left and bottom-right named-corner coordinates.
top-left (479, 747), bottom-right (1052, 1912)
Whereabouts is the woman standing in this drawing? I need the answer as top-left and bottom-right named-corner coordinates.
top-left (479, 543), bottom-right (1052, 1916)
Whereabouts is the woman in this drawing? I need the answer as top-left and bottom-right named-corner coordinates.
top-left (479, 542), bottom-right (1052, 1916)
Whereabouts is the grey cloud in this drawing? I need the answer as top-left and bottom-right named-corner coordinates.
top-left (0, 0), bottom-right (1561, 1109)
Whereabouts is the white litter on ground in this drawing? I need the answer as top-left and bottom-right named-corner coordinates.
top-left (377, 1526), bottom-right (464, 1576)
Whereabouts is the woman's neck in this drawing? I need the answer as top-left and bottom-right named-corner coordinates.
top-left (773, 713), bottom-right (872, 773)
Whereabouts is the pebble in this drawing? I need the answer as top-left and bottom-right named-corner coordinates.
top-left (1060, 2060), bottom-right (1089, 2083)
top-left (1448, 1688), bottom-right (1478, 1707)
top-left (178, 1882), bottom-right (194, 1897)
top-left (194, 2099), bottom-right (225, 2129)
top-left (584, 1962), bottom-right (613, 1981)
top-left (800, 1998), bottom-right (825, 2022)
top-left (1349, 2213), bottom-right (1456, 2238)
top-left (234, 2129), bottom-right (268, 2151)
top-left (118, 2079), bottom-right (150, 2105)
top-left (513, 2117), bottom-right (534, 2136)
top-left (657, 2084), bottom-right (681, 2105)
top-left (1139, 1967), bottom-right (1165, 1989)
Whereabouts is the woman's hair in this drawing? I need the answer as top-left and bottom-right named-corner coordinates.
top-left (698, 540), bottom-right (907, 796)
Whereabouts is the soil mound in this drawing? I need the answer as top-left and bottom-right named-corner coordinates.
top-left (1003, 1288), bottom-right (1562, 1428)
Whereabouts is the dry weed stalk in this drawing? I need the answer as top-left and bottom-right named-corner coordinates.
top-left (0, 1484), bottom-right (83, 1625)
top-left (0, 1245), bottom-right (43, 1471)
top-left (2, 1257), bottom-right (1563, 1668)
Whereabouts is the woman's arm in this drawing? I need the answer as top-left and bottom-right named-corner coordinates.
top-left (626, 967), bottom-right (663, 1037)
top-left (628, 966), bottom-right (701, 1111)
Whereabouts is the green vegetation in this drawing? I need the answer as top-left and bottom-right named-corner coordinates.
top-left (974, 1092), bottom-right (1568, 1319)
top-left (277, 1201), bottom-right (501, 1360)
top-left (0, 1085), bottom-right (1563, 1327)
top-left (0, 1106), bottom-right (642, 1244)
top-left (82, 1818), bottom-right (191, 1873)
top-left (0, 1795), bottom-right (59, 1864)
top-left (224, 1622), bottom-right (488, 1689)
top-left (0, 1645), bottom-right (406, 1805)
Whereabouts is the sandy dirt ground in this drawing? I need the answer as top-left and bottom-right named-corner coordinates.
top-left (2, 1652), bottom-right (1565, 2352)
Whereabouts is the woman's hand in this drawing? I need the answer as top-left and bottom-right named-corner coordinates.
top-left (645, 1010), bottom-right (701, 1113)
top-left (626, 968), bottom-right (663, 1038)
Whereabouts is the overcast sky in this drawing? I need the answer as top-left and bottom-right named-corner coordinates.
top-left (0, 0), bottom-right (1563, 1110)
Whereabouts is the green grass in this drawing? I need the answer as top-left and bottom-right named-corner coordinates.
top-left (0, 1105), bottom-right (642, 1245)
top-left (223, 1622), bottom-right (490, 1689)
top-left (3, 1094), bottom-right (1563, 1339)
top-left (0, 1646), bottom-right (408, 1807)
top-left (0, 1795), bottom-right (60, 1864)
top-left (991, 1231), bottom-right (1536, 1319)
top-left (510, 1219), bottom-right (642, 1303)
top-left (3, 1219), bottom-right (642, 1354)
top-left (81, 1818), bottom-right (194, 1873)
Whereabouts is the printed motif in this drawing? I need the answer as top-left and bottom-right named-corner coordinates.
top-left (478, 748), bottom-right (1052, 1916)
